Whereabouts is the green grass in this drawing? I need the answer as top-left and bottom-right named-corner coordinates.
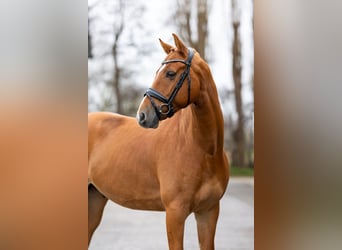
top-left (230, 166), bottom-right (254, 176)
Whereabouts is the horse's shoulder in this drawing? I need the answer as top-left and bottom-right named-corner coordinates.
top-left (88, 112), bottom-right (133, 130)
top-left (88, 111), bottom-right (122, 122)
top-left (88, 112), bottom-right (134, 148)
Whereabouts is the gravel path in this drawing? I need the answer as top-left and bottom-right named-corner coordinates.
top-left (89, 177), bottom-right (254, 250)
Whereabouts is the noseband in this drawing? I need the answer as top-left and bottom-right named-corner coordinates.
top-left (144, 48), bottom-right (195, 120)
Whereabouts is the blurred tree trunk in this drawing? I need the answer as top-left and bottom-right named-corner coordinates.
top-left (232, 0), bottom-right (246, 167)
top-left (111, 0), bottom-right (124, 114)
top-left (196, 0), bottom-right (208, 59)
top-left (112, 29), bottom-right (123, 114)
top-left (175, 0), bottom-right (208, 60)
top-left (88, 6), bottom-right (93, 59)
top-left (88, 18), bottom-right (92, 59)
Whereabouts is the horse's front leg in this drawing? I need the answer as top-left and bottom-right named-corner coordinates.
top-left (165, 203), bottom-right (190, 250)
top-left (88, 184), bottom-right (108, 246)
top-left (194, 203), bottom-right (220, 250)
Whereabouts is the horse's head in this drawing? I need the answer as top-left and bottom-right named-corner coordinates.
top-left (137, 34), bottom-right (201, 128)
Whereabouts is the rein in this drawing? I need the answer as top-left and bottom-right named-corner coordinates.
top-left (144, 48), bottom-right (195, 120)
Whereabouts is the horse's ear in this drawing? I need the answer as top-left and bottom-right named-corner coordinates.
top-left (172, 33), bottom-right (187, 55)
top-left (159, 39), bottom-right (174, 54)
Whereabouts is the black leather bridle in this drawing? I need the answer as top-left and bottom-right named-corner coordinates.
top-left (144, 48), bottom-right (195, 120)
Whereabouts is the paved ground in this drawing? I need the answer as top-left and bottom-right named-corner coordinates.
top-left (89, 177), bottom-right (254, 250)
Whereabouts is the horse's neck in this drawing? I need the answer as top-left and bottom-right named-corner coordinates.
top-left (187, 76), bottom-right (225, 155)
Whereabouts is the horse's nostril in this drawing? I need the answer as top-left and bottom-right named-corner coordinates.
top-left (139, 112), bottom-right (146, 122)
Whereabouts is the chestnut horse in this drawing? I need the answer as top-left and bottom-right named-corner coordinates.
top-left (88, 34), bottom-right (229, 250)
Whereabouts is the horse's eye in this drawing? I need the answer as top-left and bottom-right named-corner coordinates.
top-left (166, 71), bottom-right (176, 79)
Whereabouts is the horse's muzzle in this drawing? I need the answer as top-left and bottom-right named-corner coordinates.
top-left (136, 110), bottom-right (159, 129)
